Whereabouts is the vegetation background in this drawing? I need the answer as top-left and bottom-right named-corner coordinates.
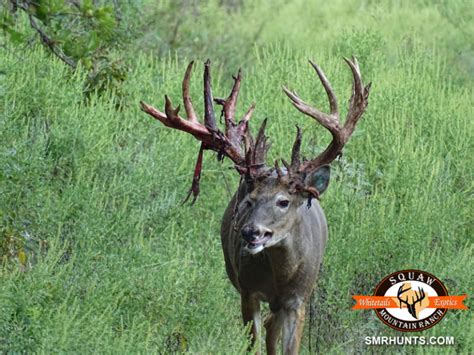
top-left (1, 0), bottom-right (472, 353)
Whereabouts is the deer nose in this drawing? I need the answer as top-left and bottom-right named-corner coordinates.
top-left (241, 225), bottom-right (260, 242)
top-left (241, 225), bottom-right (273, 243)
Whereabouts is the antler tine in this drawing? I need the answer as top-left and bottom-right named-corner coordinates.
top-left (164, 95), bottom-right (181, 123)
top-left (214, 68), bottom-right (250, 146)
top-left (216, 69), bottom-right (242, 126)
top-left (274, 160), bottom-right (283, 178)
top-left (397, 284), bottom-right (410, 309)
top-left (252, 118), bottom-right (270, 170)
top-left (182, 61), bottom-right (198, 123)
top-left (183, 143), bottom-right (205, 205)
top-left (241, 103), bottom-right (256, 124)
top-left (282, 85), bottom-right (340, 137)
top-left (213, 66), bottom-right (262, 169)
top-left (235, 103), bottom-right (256, 138)
top-left (229, 70), bottom-right (242, 116)
top-left (417, 287), bottom-right (426, 301)
top-left (204, 59), bottom-right (217, 131)
top-left (140, 101), bottom-right (168, 124)
top-left (309, 60), bottom-right (339, 117)
top-left (290, 125), bottom-right (302, 171)
top-left (343, 56), bottom-right (363, 99)
top-left (398, 284), bottom-right (410, 296)
top-left (281, 159), bottom-right (291, 173)
top-left (342, 57), bottom-right (371, 133)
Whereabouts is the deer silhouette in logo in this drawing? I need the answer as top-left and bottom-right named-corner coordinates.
top-left (397, 283), bottom-right (428, 319)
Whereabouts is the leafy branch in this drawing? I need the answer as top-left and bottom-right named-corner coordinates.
top-left (1, 0), bottom-right (130, 97)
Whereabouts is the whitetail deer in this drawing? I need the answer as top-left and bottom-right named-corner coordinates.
top-left (140, 58), bottom-right (370, 354)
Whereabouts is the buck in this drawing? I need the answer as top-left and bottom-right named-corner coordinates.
top-left (140, 58), bottom-right (370, 354)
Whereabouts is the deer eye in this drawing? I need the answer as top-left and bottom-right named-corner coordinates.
top-left (277, 199), bottom-right (290, 208)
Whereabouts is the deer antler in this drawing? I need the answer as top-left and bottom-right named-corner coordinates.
top-left (141, 58), bottom-right (369, 203)
top-left (282, 57), bottom-right (371, 174)
top-left (140, 60), bottom-right (269, 203)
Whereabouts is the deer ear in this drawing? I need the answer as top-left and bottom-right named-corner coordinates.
top-left (305, 165), bottom-right (330, 195)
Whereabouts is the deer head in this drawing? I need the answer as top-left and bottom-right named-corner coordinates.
top-left (396, 283), bottom-right (429, 319)
top-left (233, 165), bottom-right (330, 255)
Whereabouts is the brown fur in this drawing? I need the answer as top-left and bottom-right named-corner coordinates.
top-left (221, 176), bottom-right (328, 354)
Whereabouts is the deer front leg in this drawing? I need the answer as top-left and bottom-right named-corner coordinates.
top-left (281, 303), bottom-right (306, 355)
top-left (241, 292), bottom-right (261, 352)
top-left (264, 312), bottom-right (283, 355)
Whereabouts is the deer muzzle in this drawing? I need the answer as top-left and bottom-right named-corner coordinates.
top-left (241, 224), bottom-right (273, 253)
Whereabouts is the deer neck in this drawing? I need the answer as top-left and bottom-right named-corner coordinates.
top-left (265, 236), bottom-right (300, 286)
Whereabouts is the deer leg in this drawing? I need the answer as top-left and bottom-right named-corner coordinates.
top-left (264, 312), bottom-right (283, 355)
top-left (241, 293), bottom-right (261, 352)
top-left (281, 303), bottom-right (306, 355)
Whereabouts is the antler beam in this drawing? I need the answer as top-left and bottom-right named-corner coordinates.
top-left (283, 57), bottom-right (371, 173)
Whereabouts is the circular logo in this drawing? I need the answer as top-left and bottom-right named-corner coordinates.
top-left (373, 270), bottom-right (448, 332)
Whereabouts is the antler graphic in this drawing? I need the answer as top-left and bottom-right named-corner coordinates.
top-left (397, 285), bottom-right (426, 319)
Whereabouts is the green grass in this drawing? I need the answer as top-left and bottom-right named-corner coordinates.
top-left (1, 0), bottom-right (472, 353)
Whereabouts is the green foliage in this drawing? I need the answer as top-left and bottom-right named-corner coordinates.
top-left (0, 0), bottom-right (131, 98)
top-left (0, 0), bottom-right (472, 353)
top-left (134, 0), bottom-right (282, 72)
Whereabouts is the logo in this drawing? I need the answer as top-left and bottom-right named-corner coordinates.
top-left (353, 270), bottom-right (468, 332)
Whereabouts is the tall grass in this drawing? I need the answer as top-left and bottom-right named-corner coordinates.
top-left (1, 0), bottom-right (472, 353)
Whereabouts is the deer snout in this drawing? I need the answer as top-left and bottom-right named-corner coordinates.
top-left (241, 224), bottom-right (273, 243)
